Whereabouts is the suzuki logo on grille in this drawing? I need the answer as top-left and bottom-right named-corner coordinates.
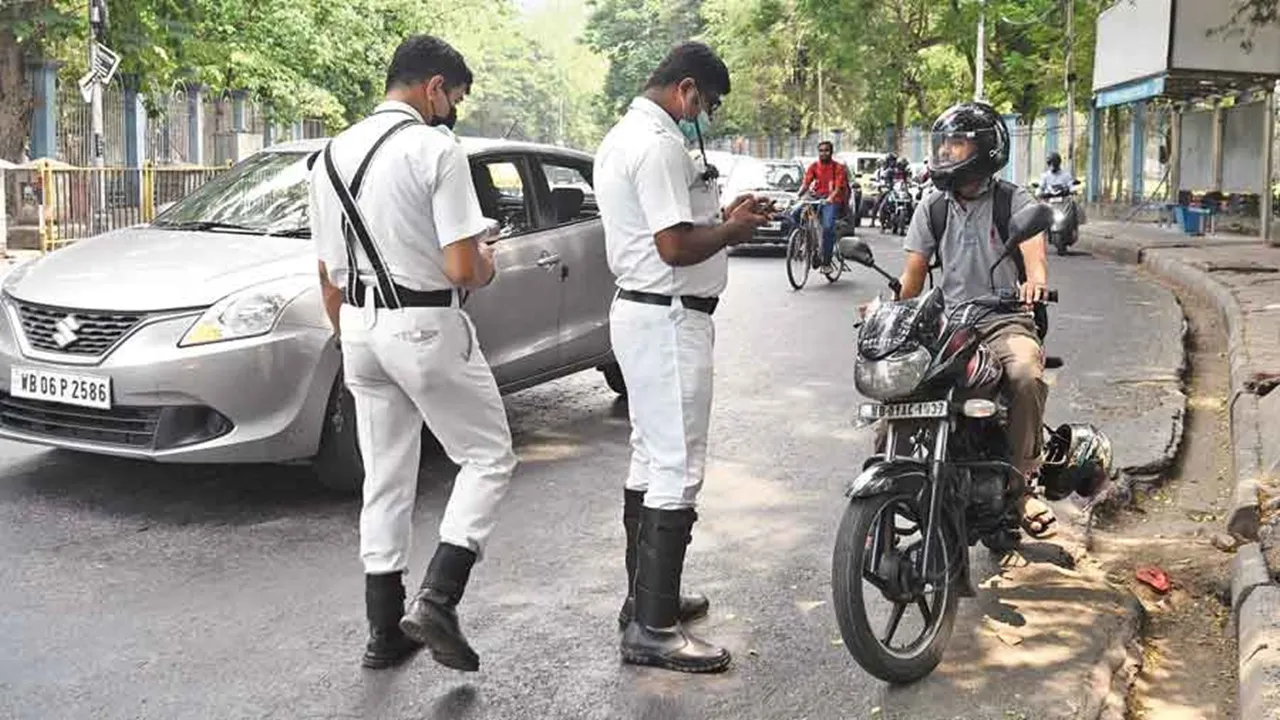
top-left (52, 314), bottom-right (82, 349)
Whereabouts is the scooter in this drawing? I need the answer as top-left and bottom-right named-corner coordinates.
top-left (1031, 179), bottom-right (1083, 256)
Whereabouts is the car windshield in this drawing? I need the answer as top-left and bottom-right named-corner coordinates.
top-left (152, 151), bottom-right (312, 236)
top-left (725, 157), bottom-right (803, 193)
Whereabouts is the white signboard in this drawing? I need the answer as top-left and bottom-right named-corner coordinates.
top-left (1093, 0), bottom-right (1173, 92)
top-left (1172, 2), bottom-right (1280, 75)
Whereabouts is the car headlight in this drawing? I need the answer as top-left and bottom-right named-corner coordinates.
top-left (855, 346), bottom-right (932, 401)
top-left (1, 258), bottom-right (38, 294)
top-left (179, 277), bottom-right (308, 347)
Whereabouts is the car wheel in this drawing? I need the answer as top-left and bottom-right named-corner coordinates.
top-left (601, 362), bottom-right (627, 397)
top-left (313, 376), bottom-right (364, 494)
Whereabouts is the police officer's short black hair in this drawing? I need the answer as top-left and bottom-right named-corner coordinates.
top-left (385, 35), bottom-right (473, 93)
top-left (644, 41), bottom-right (731, 98)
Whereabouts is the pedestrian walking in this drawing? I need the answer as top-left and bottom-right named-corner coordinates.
top-left (309, 34), bottom-right (517, 673)
top-left (593, 41), bottom-right (770, 674)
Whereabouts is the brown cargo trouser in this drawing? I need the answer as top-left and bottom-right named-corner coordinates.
top-left (980, 315), bottom-right (1047, 477)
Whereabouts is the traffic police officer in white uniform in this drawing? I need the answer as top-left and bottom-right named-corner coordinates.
top-left (309, 35), bottom-right (517, 673)
top-left (594, 41), bottom-right (769, 674)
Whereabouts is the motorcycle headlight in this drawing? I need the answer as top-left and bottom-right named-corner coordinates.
top-left (1053, 209), bottom-right (1066, 223)
top-left (855, 346), bottom-right (932, 401)
top-left (179, 277), bottom-right (308, 347)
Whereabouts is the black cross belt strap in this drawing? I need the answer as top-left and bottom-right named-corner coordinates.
top-left (323, 111), bottom-right (453, 310)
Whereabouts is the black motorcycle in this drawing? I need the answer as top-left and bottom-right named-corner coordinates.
top-left (830, 204), bottom-right (1094, 684)
top-left (878, 179), bottom-right (914, 236)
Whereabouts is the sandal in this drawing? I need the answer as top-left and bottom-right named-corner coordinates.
top-left (1019, 496), bottom-right (1057, 539)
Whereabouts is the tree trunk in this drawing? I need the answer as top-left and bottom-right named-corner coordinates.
top-left (0, 27), bottom-right (33, 163)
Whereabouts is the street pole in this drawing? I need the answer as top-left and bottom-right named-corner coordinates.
top-left (975, 0), bottom-right (986, 101)
top-left (1065, 0), bottom-right (1076, 171)
top-left (818, 60), bottom-right (825, 140)
top-left (89, 0), bottom-right (107, 236)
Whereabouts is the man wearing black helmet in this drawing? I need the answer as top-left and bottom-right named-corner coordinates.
top-left (896, 101), bottom-right (1056, 538)
top-left (1038, 152), bottom-right (1075, 197)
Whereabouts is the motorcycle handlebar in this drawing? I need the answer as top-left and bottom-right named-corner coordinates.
top-left (994, 288), bottom-right (1059, 304)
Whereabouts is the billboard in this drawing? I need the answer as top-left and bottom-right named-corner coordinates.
top-left (1172, 2), bottom-right (1280, 75)
top-left (1093, 0), bottom-right (1173, 92)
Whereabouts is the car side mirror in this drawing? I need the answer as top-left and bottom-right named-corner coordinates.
top-left (838, 237), bottom-right (874, 266)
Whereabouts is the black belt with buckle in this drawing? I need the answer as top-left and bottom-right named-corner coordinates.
top-left (349, 280), bottom-right (454, 309)
top-left (618, 289), bottom-right (719, 315)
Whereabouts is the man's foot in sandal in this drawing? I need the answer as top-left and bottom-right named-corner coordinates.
top-left (1019, 495), bottom-right (1057, 538)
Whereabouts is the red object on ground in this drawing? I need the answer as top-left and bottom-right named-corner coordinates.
top-left (1135, 566), bottom-right (1171, 593)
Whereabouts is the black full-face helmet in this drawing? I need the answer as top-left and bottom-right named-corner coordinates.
top-left (927, 101), bottom-right (1010, 192)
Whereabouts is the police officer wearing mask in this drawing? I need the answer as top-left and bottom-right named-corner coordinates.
top-left (594, 41), bottom-right (770, 675)
top-left (310, 34), bottom-right (517, 673)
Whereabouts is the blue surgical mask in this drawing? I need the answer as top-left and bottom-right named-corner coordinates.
top-left (678, 110), bottom-right (711, 143)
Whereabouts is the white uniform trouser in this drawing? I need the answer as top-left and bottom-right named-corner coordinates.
top-left (338, 303), bottom-right (517, 575)
top-left (609, 296), bottom-right (715, 510)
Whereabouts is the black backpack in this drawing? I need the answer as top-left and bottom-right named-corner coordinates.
top-left (924, 179), bottom-right (1047, 337)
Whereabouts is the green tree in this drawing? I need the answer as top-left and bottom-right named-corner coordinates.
top-left (583, 0), bottom-right (703, 123)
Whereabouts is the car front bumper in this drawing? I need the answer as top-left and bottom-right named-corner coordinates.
top-left (0, 298), bottom-right (338, 464)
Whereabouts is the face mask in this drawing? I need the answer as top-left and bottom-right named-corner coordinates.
top-left (678, 111), bottom-right (711, 143)
top-left (426, 86), bottom-right (456, 129)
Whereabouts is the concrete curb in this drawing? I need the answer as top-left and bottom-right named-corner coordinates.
top-left (1078, 230), bottom-right (1263, 539)
top-left (1079, 227), bottom-right (1278, 720)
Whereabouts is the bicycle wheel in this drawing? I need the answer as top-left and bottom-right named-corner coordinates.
top-left (785, 226), bottom-right (811, 290)
top-left (822, 249), bottom-right (844, 282)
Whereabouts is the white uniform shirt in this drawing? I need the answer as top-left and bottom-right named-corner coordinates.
top-left (1039, 168), bottom-right (1075, 195)
top-left (309, 101), bottom-right (490, 293)
top-left (593, 97), bottom-right (727, 298)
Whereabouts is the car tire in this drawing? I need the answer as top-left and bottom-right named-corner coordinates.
top-left (312, 376), bottom-right (364, 494)
top-left (601, 362), bottom-right (627, 397)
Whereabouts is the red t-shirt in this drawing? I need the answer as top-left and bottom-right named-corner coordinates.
top-left (804, 160), bottom-right (849, 205)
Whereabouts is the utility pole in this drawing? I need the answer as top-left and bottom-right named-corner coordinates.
top-left (89, 0), bottom-right (107, 235)
top-left (1065, 0), bottom-right (1076, 170)
top-left (975, 0), bottom-right (986, 101)
top-left (817, 60), bottom-right (825, 140)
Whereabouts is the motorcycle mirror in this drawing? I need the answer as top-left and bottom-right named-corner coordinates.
top-left (1072, 179), bottom-right (1083, 186)
top-left (1006, 203), bottom-right (1055, 248)
top-left (838, 237), bottom-right (875, 266)
top-left (1030, 181), bottom-right (1040, 188)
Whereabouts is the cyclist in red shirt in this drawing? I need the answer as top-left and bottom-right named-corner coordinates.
top-left (792, 141), bottom-right (848, 268)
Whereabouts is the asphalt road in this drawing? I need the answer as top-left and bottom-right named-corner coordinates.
top-left (0, 236), bottom-right (1183, 720)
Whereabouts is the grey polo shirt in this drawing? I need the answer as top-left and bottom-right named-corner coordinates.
top-left (903, 181), bottom-right (1036, 309)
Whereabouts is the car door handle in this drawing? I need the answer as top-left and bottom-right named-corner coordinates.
top-left (536, 253), bottom-right (561, 268)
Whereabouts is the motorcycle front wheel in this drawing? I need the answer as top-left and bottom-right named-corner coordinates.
top-left (832, 490), bottom-right (959, 684)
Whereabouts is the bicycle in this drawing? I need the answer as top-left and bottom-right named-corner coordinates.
top-left (784, 198), bottom-right (845, 289)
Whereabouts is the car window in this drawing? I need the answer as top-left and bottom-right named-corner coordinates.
top-left (540, 160), bottom-right (598, 226)
top-left (470, 159), bottom-right (534, 238)
top-left (857, 158), bottom-right (880, 175)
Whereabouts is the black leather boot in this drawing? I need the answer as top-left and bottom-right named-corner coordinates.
top-left (618, 489), bottom-right (710, 628)
top-left (362, 572), bottom-right (423, 669)
top-left (400, 543), bottom-right (480, 672)
top-left (620, 508), bottom-right (731, 674)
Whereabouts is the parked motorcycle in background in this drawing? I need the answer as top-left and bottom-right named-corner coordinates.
top-left (1031, 178), bottom-right (1084, 256)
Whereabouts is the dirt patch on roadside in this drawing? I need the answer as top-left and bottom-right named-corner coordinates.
top-left (1090, 283), bottom-right (1238, 719)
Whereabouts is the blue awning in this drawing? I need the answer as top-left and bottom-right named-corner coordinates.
top-left (1095, 75), bottom-right (1166, 108)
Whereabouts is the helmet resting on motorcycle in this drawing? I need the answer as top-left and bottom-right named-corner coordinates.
top-left (927, 101), bottom-right (1010, 192)
top-left (1039, 423), bottom-right (1113, 500)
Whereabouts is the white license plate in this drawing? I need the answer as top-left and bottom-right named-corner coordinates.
top-left (764, 221), bottom-right (781, 231)
top-left (10, 367), bottom-right (112, 409)
top-left (858, 400), bottom-right (949, 421)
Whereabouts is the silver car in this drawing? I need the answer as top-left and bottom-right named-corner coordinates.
top-left (0, 138), bottom-right (624, 491)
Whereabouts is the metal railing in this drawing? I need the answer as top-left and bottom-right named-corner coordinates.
top-left (28, 160), bottom-right (230, 252)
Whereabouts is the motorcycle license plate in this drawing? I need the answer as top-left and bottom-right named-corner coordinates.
top-left (858, 400), bottom-right (949, 421)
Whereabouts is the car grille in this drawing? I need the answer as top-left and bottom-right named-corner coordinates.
top-left (13, 301), bottom-right (145, 356)
top-left (0, 394), bottom-right (160, 448)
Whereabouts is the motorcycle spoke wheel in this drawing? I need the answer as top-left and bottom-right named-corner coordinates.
top-left (832, 490), bottom-right (959, 684)
top-left (785, 227), bottom-right (811, 290)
